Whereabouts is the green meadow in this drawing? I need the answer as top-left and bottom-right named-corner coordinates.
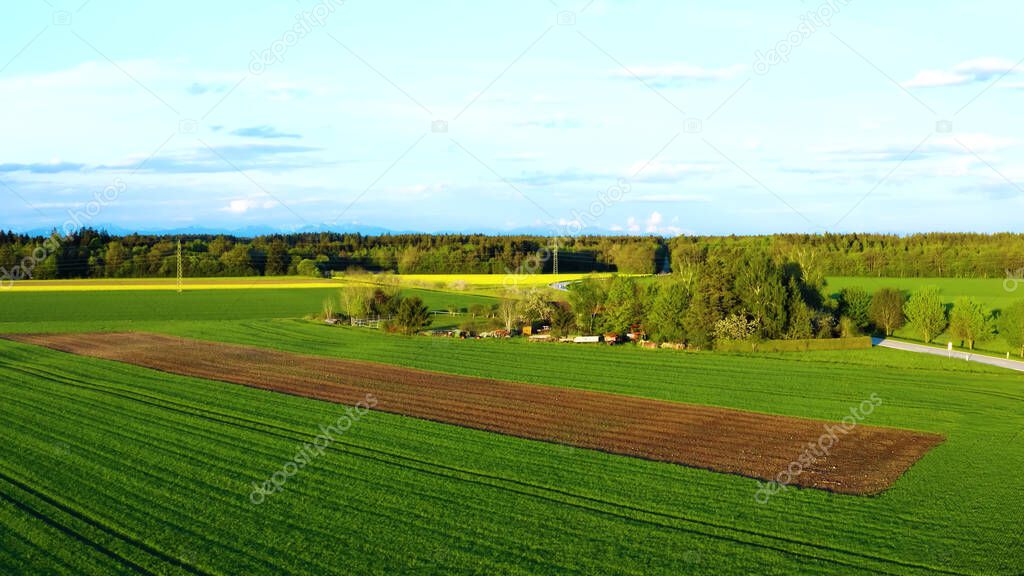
top-left (1, 285), bottom-right (1022, 574)
top-left (827, 277), bottom-right (1023, 355)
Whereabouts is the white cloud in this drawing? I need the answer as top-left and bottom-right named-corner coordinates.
top-left (612, 63), bottom-right (746, 85)
top-left (515, 113), bottom-right (583, 129)
top-left (629, 161), bottom-right (718, 182)
top-left (822, 133), bottom-right (1017, 161)
top-left (224, 197), bottom-right (279, 214)
top-left (936, 133), bottom-right (1018, 151)
top-left (496, 152), bottom-right (541, 162)
top-left (614, 212), bottom-right (684, 235)
top-left (630, 193), bottom-right (711, 203)
top-left (645, 211), bottom-right (663, 232)
top-left (904, 57), bottom-right (1020, 88)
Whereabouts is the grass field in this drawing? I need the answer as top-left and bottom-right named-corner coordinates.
top-left (0, 286), bottom-right (494, 329)
top-left (826, 277), bottom-right (1019, 312)
top-left (1, 285), bottom-right (1022, 574)
top-left (5, 273), bottom-right (605, 290)
top-left (385, 272), bottom-right (606, 286)
top-left (2, 276), bottom-right (341, 291)
top-left (344, 272), bottom-right (615, 299)
top-left (827, 276), bottom-right (1023, 355)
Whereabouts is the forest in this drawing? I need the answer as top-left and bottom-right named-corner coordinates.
top-left (1, 229), bottom-right (1022, 281)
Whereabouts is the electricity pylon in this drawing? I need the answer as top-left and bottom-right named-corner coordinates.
top-left (176, 239), bottom-right (183, 294)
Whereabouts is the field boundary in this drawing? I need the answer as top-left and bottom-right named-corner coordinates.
top-left (4, 332), bottom-right (945, 496)
top-left (715, 337), bottom-right (873, 353)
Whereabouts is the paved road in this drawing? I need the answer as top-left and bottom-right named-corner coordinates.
top-left (873, 337), bottom-right (1024, 373)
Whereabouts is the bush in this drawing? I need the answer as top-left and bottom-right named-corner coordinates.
top-left (391, 296), bottom-right (431, 335)
top-left (715, 337), bottom-right (873, 353)
top-left (321, 297), bottom-right (337, 320)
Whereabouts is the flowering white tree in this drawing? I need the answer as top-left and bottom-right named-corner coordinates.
top-left (713, 314), bottom-right (759, 342)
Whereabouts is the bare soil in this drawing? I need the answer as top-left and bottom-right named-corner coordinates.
top-left (5, 332), bottom-right (945, 495)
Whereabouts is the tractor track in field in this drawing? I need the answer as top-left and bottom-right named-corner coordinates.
top-left (0, 470), bottom-right (211, 576)
top-left (0, 354), bottom-right (970, 576)
top-left (0, 488), bottom-right (158, 576)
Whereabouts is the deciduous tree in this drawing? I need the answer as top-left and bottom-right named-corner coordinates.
top-left (838, 287), bottom-right (872, 333)
top-left (999, 301), bottom-right (1024, 358)
top-left (713, 314), bottom-right (759, 342)
top-left (521, 288), bottom-right (554, 325)
top-left (904, 286), bottom-right (947, 343)
top-left (568, 279), bottom-right (607, 334)
top-left (869, 288), bottom-right (905, 336)
top-left (646, 279), bottom-right (691, 343)
top-left (602, 276), bottom-right (645, 333)
top-left (498, 296), bottom-right (523, 332)
top-left (949, 297), bottom-right (993, 350)
top-left (735, 255), bottom-right (787, 339)
top-left (265, 240), bottom-right (290, 276)
top-left (549, 304), bottom-right (576, 338)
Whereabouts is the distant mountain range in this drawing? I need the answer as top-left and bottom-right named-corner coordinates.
top-left (9, 223), bottom-right (636, 238)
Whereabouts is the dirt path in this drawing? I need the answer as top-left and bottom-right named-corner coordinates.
top-left (5, 332), bottom-right (944, 495)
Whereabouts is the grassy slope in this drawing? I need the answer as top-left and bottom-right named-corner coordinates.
top-left (826, 276), bottom-right (1023, 355)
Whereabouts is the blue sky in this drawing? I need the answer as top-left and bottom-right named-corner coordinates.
top-left (1, 0), bottom-right (1022, 236)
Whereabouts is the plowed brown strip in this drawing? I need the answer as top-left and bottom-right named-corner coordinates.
top-left (4, 332), bottom-right (944, 495)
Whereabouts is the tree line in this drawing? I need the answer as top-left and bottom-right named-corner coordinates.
top-left (670, 233), bottom-right (1024, 279)
top-left (863, 286), bottom-right (1024, 355)
top-left (547, 253), bottom-right (838, 349)
top-left (520, 270), bottom-right (1024, 355)
top-left (0, 229), bottom-right (662, 280)
top-left (1, 229), bottom-right (1023, 280)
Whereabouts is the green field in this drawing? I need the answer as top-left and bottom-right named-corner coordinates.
top-left (827, 276), bottom-right (1023, 355)
top-left (826, 277), bottom-right (1019, 312)
top-left (0, 287), bottom-right (494, 330)
top-left (1, 286), bottom-right (1022, 574)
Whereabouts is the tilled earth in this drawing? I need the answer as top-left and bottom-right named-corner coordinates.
top-left (4, 332), bottom-right (945, 495)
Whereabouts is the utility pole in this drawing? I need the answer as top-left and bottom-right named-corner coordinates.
top-left (552, 242), bottom-right (558, 276)
top-left (176, 239), bottom-right (183, 294)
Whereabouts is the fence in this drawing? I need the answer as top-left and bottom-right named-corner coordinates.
top-left (350, 315), bottom-right (393, 329)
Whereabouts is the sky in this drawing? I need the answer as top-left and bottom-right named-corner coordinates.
top-left (1, 0), bottom-right (1022, 236)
